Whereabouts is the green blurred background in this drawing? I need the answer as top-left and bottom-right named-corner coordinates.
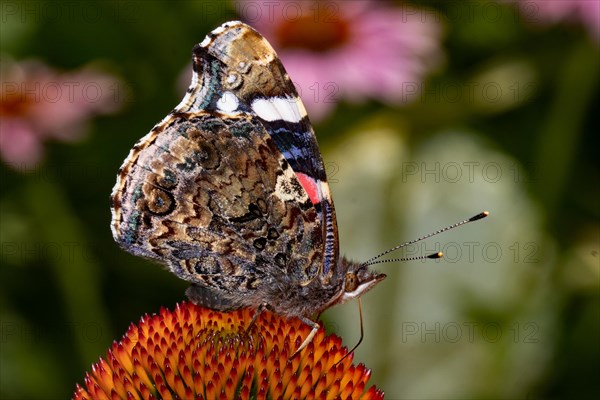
top-left (1, 0), bottom-right (598, 399)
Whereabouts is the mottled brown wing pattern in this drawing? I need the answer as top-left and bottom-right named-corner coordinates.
top-left (111, 111), bottom-right (325, 309)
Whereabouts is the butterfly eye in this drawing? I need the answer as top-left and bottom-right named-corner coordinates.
top-left (344, 273), bottom-right (359, 292)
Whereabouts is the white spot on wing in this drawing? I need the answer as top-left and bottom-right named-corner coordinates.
top-left (251, 96), bottom-right (307, 123)
top-left (237, 61), bottom-right (251, 73)
top-left (216, 91), bottom-right (239, 113)
top-left (273, 96), bottom-right (303, 123)
top-left (252, 98), bottom-right (280, 121)
top-left (199, 35), bottom-right (212, 47)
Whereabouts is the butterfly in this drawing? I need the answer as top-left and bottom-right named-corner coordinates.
top-left (110, 21), bottom-right (386, 353)
top-left (110, 20), bottom-right (488, 354)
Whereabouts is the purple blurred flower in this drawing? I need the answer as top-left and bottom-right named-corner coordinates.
top-left (515, 0), bottom-right (599, 41)
top-left (238, 0), bottom-right (443, 120)
top-left (0, 58), bottom-right (123, 169)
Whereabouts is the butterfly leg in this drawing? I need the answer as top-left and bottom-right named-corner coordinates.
top-left (248, 303), bottom-right (271, 330)
top-left (291, 316), bottom-right (320, 357)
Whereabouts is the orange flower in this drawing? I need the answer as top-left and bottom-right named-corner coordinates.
top-left (74, 302), bottom-right (383, 399)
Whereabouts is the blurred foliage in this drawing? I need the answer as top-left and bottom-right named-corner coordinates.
top-left (1, 0), bottom-right (598, 399)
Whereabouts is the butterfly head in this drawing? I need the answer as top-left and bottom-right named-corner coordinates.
top-left (336, 258), bottom-right (386, 305)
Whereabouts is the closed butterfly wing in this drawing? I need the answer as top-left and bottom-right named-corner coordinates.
top-left (111, 22), bottom-right (343, 318)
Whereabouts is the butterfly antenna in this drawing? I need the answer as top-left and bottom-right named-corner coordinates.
top-left (366, 251), bottom-right (443, 266)
top-left (363, 211), bottom-right (489, 266)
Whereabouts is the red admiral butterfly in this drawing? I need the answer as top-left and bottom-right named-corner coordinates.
top-left (111, 21), bottom-right (487, 354)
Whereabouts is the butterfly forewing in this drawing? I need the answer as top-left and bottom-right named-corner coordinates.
top-left (179, 21), bottom-right (341, 276)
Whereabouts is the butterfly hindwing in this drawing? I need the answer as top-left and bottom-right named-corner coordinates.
top-left (111, 111), bottom-right (326, 311)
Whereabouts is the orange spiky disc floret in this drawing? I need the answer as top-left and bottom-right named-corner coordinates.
top-left (74, 302), bottom-right (384, 399)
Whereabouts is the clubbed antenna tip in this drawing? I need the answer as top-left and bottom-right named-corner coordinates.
top-left (469, 211), bottom-right (490, 222)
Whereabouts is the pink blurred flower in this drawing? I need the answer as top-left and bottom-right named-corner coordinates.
top-left (515, 0), bottom-right (599, 42)
top-left (237, 0), bottom-right (443, 120)
top-left (0, 58), bottom-right (124, 169)
top-left (178, 1), bottom-right (442, 121)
